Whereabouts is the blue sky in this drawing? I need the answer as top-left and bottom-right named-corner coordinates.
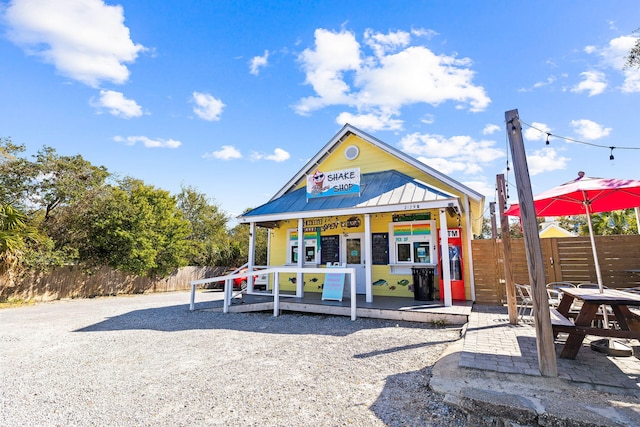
top-left (2, 0), bottom-right (640, 221)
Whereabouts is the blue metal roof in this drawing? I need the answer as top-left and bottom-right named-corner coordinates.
top-left (240, 170), bottom-right (456, 219)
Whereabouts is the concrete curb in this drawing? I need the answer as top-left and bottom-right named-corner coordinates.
top-left (430, 338), bottom-right (640, 426)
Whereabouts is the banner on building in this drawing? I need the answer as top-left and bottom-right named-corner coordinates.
top-left (306, 168), bottom-right (360, 199)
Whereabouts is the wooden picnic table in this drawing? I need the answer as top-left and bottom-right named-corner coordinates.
top-left (552, 287), bottom-right (640, 359)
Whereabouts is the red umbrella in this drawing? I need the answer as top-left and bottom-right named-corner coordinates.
top-left (504, 172), bottom-right (640, 217)
top-left (504, 171), bottom-right (640, 294)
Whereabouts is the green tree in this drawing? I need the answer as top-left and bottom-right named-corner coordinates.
top-left (582, 209), bottom-right (636, 236)
top-left (0, 144), bottom-right (109, 220)
top-left (0, 203), bottom-right (41, 279)
top-left (556, 215), bottom-right (586, 235)
top-left (228, 218), bottom-right (269, 267)
top-left (79, 179), bottom-right (192, 277)
top-left (175, 185), bottom-right (229, 266)
top-left (474, 216), bottom-right (493, 239)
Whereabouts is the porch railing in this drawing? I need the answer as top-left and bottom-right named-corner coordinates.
top-left (190, 266), bottom-right (357, 320)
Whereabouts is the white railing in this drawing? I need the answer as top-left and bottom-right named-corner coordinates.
top-left (190, 266), bottom-right (357, 320)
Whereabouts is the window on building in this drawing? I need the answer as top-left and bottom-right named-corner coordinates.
top-left (288, 229), bottom-right (318, 265)
top-left (389, 220), bottom-right (435, 264)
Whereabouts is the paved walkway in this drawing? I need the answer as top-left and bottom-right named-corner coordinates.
top-left (460, 305), bottom-right (640, 393)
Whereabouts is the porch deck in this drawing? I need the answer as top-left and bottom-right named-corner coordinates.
top-left (200, 291), bottom-right (472, 325)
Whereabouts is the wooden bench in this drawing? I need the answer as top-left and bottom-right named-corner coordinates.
top-left (550, 307), bottom-right (640, 340)
top-left (549, 308), bottom-right (574, 328)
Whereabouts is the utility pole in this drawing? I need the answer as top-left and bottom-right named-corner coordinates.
top-left (497, 174), bottom-right (518, 325)
top-left (505, 109), bottom-right (557, 377)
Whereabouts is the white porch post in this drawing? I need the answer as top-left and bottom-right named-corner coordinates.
top-left (364, 214), bottom-right (373, 303)
top-left (463, 195), bottom-right (476, 301)
top-left (297, 218), bottom-right (304, 297)
top-left (439, 208), bottom-right (452, 307)
top-left (248, 222), bottom-right (256, 292)
top-left (273, 270), bottom-right (280, 317)
top-left (223, 279), bottom-right (232, 313)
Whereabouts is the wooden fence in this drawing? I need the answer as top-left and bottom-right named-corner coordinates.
top-left (1, 265), bottom-right (228, 302)
top-left (3, 234), bottom-right (640, 304)
top-left (472, 235), bottom-right (640, 305)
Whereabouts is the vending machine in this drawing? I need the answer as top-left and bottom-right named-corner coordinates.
top-left (438, 228), bottom-right (466, 300)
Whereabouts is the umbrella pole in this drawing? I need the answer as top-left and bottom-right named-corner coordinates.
top-left (584, 202), bottom-right (610, 329)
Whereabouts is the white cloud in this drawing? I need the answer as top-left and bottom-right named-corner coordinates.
top-left (192, 91), bottom-right (225, 121)
top-left (295, 28), bottom-right (361, 115)
top-left (597, 35), bottom-right (635, 69)
top-left (534, 76), bottom-right (557, 88)
top-left (411, 28), bottom-right (438, 39)
top-left (482, 124), bottom-right (500, 135)
top-left (251, 148), bottom-right (290, 162)
top-left (569, 119), bottom-right (611, 140)
top-left (518, 75), bottom-right (558, 92)
top-left (398, 132), bottom-right (503, 175)
top-left (364, 28), bottom-right (411, 58)
top-left (114, 135), bottom-right (181, 149)
top-left (462, 179), bottom-right (495, 198)
top-left (420, 114), bottom-right (435, 125)
top-left (91, 90), bottom-right (142, 118)
top-left (203, 145), bottom-right (242, 160)
top-left (249, 50), bottom-right (269, 75)
top-left (294, 28), bottom-right (490, 130)
top-left (622, 68), bottom-right (640, 93)
top-left (582, 35), bottom-right (640, 93)
top-left (523, 122), bottom-right (551, 141)
top-left (4, 0), bottom-right (145, 87)
top-left (526, 147), bottom-right (568, 176)
top-left (571, 71), bottom-right (607, 96)
top-left (336, 110), bottom-right (403, 131)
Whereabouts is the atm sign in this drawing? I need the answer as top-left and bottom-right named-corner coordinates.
top-left (447, 229), bottom-right (460, 238)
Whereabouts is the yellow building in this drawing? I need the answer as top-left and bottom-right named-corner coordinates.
top-left (539, 221), bottom-right (575, 238)
top-left (237, 124), bottom-right (485, 305)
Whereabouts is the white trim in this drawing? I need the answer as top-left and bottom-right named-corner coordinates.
top-left (463, 195), bottom-right (476, 302)
top-left (248, 222), bottom-right (256, 292)
top-left (439, 209), bottom-right (452, 307)
top-left (238, 198), bottom-right (460, 224)
top-left (297, 219), bottom-right (304, 297)
top-left (364, 214), bottom-right (373, 303)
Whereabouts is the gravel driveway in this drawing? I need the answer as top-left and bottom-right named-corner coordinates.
top-left (1, 291), bottom-right (466, 426)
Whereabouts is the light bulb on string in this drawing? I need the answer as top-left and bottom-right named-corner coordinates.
top-left (545, 133), bottom-right (551, 145)
top-left (609, 147), bottom-right (615, 161)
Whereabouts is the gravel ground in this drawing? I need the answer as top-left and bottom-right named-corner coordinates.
top-left (0, 291), bottom-right (467, 426)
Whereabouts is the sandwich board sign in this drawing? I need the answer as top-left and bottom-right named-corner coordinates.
top-left (322, 264), bottom-right (345, 301)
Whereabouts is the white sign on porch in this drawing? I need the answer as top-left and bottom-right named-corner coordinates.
top-left (306, 168), bottom-right (360, 199)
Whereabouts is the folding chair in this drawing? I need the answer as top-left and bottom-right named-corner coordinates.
top-left (514, 283), bottom-right (534, 322)
top-left (546, 282), bottom-right (576, 308)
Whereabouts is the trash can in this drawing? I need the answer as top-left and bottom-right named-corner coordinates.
top-left (412, 267), bottom-right (434, 301)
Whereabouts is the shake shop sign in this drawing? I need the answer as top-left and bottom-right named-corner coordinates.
top-left (307, 168), bottom-right (360, 199)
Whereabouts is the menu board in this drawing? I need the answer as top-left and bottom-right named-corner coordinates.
top-left (320, 235), bottom-right (340, 265)
top-left (371, 233), bottom-right (389, 265)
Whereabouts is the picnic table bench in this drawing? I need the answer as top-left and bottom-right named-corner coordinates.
top-left (550, 288), bottom-right (640, 359)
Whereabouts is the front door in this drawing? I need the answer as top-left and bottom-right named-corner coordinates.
top-left (343, 233), bottom-right (366, 294)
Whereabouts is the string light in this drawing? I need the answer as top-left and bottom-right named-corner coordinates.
top-left (519, 119), bottom-right (640, 161)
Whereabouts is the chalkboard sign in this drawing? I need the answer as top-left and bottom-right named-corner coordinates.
top-left (371, 233), bottom-right (389, 265)
top-left (321, 235), bottom-right (340, 265)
